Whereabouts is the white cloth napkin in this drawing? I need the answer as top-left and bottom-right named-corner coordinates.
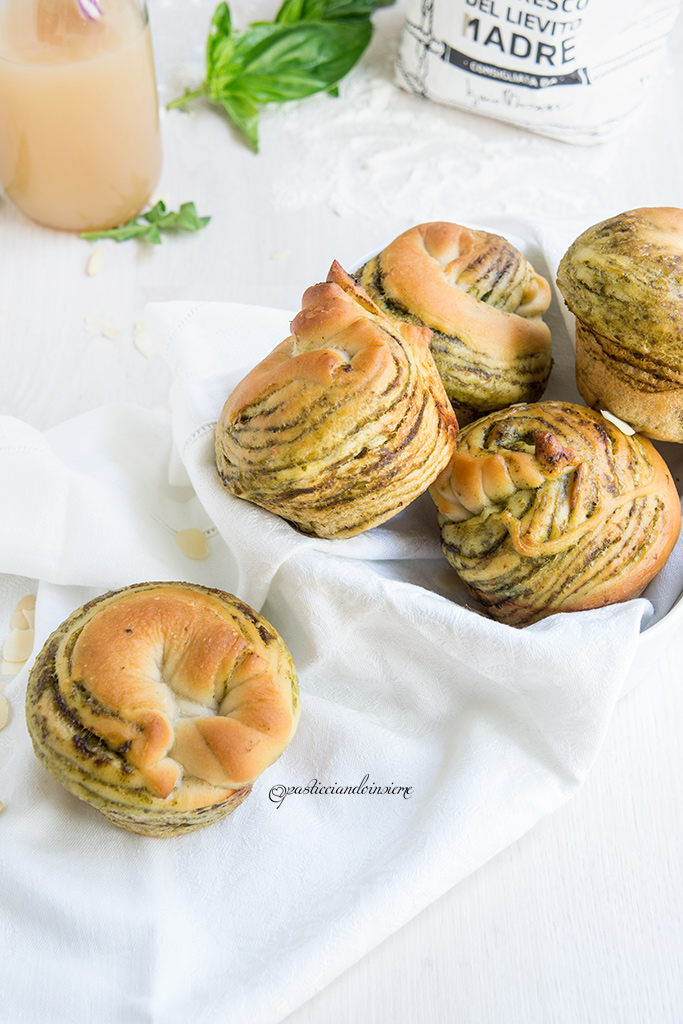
top-left (1, 234), bottom-right (682, 1024)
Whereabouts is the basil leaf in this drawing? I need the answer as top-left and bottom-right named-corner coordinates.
top-left (209, 21), bottom-right (372, 105)
top-left (206, 3), bottom-right (236, 80)
top-left (207, 21), bottom-right (277, 88)
top-left (170, 0), bottom-right (394, 152)
top-left (276, 0), bottom-right (393, 24)
top-left (216, 93), bottom-right (261, 151)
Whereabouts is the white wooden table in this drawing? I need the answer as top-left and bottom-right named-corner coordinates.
top-left (2, 1), bottom-right (683, 1021)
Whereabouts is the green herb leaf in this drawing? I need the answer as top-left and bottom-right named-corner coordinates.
top-left (208, 21), bottom-right (373, 104)
top-left (170, 0), bottom-right (394, 152)
top-left (80, 201), bottom-right (211, 244)
top-left (275, 0), bottom-right (393, 24)
top-left (217, 92), bottom-right (261, 152)
top-left (206, 2), bottom-right (236, 80)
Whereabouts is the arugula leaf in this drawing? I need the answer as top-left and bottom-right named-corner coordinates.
top-left (80, 201), bottom-right (211, 244)
top-left (168, 0), bottom-right (394, 152)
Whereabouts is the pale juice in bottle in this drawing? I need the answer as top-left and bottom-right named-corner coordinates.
top-left (0, 0), bottom-right (161, 231)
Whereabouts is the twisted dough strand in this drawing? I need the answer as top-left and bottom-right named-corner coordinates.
top-left (358, 222), bottom-right (552, 424)
top-left (25, 582), bottom-right (300, 836)
top-left (215, 262), bottom-right (458, 539)
top-left (431, 402), bottom-right (680, 626)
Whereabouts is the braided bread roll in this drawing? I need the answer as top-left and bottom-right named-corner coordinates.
top-left (357, 221), bottom-right (552, 425)
top-left (430, 402), bottom-right (680, 627)
top-left (215, 261), bottom-right (459, 540)
top-left (557, 207), bottom-right (683, 442)
top-left (25, 582), bottom-right (301, 837)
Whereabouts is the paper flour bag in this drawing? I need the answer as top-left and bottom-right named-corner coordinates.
top-left (396, 0), bottom-right (681, 143)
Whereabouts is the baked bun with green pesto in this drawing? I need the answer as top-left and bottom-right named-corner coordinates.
top-left (215, 260), bottom-right (459, 539)
top-left (557, 207), bottom-right (683, 442)
top-left (357, 221), bottom-right (553, 425)
top-left (25, 581), bottom-right (300, 837)
top-left (430, 401), bottom-right (680, 627)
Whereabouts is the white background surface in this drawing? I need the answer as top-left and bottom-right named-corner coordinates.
top-left (1, 1), bottom-right (683, 1021)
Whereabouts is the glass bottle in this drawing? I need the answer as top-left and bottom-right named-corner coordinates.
top-left (0, 0), bottom-right (162, 232)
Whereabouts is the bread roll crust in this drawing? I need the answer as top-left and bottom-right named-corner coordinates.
top-left (557, 207), bottom-right (683, 441)
top-left (25, 582), bottom-right (300, 836)
top-left (215, 261), bottom-right (459, 539)
top-left (431, 401), bottom-right (681, 626)
top-left (358, 221), bottom-right (552, 424)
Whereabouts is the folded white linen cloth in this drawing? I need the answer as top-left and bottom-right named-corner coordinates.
top-left (1, 238), bottom-right (682, 1024)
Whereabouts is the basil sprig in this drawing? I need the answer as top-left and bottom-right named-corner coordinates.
top-left (81, 201), bottom-right (211, 244)
top-left (168, 0), bottom-right (395, 152)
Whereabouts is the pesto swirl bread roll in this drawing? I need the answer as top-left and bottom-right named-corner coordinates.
top-left (357, 221), bottom-right (553, 425)
top-left (25, 582), bottom-right (301, 837)
top-left (215, 261), bottom-right (459, 540)
top-left (557, 207), bottom-right (683, 442)
top-left (430, 402), bottom-right (680, 627)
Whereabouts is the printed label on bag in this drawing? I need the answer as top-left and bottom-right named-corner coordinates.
top-left (396, 0), bottom-right (681, 143)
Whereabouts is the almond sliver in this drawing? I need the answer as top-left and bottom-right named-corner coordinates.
top-left (600, 409), bottom-right (636, 436)
top-left (174, 528), bottom-right (209, 560)
top-left (1, 660), bottom-right (25, 677)
top-left (0, 692), bottom-right (9, 730)
top-left (10, 594), bottom-right (36, 630)
top-left (133, 318), bottom-right (157, 358)
top-left (86, 247), bottom-right (103, 277)
top-left (84, 314), bottom-right (120, 339)
top-left (3, 627), bottom-right (34, 664)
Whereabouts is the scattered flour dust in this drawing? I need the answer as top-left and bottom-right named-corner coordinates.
top-left (264, 7), bottom-right (679, 226)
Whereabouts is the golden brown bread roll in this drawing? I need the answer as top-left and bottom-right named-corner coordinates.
top-left (557, 207), bottom-right (683, 442)
top-left (25, 582), bottom-right (301, 836)
top-left (430, 401), bottom-right (681, 627)
top-left (215, 261), bottom-right (459, 539)
top-left (357, 221), bottom-right (553, 425)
